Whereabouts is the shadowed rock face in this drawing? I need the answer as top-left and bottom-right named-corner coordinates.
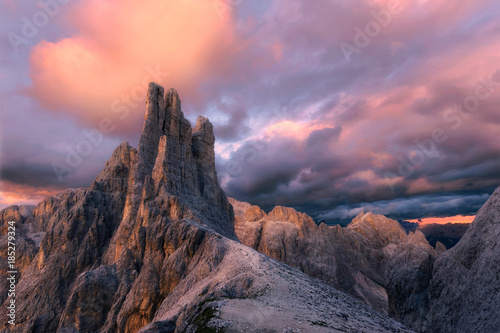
top-left (0, 83), bottom-right (412, 333)
top-left (376, 186), bottom-right (500, 333)
top-left (423, 187), bottom-right (500, 333)
top-left (230, 198), bottom-right (437, 315)
top-left (400, 221), bottom-right (470, 250)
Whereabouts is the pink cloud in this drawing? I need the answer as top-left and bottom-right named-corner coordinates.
top-left (409, 215), bottom-right (475, 225)
top-left (28, 0), bottom-right (240, 134)
top-left (7, 0), bottom-right (500, 220)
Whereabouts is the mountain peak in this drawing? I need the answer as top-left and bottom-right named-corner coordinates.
top-left (99, 83), bottom-right (235, 239)
top-left (347, 212), bottom-right (406, 246)
top-left (0, 83), bottom-right (413, 333)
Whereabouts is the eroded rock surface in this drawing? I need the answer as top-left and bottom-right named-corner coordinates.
top-left (231, 198), bottom-right (437, 315)
top-left (376, 187), bottom-right (500, 332)
top-left (0, 83), bottom-right (411, 333)
top-left (423, 187), bottom-right (500, 332)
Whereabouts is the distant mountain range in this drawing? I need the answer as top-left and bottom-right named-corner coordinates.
top-left (400, 221), bottom-right (470, 249)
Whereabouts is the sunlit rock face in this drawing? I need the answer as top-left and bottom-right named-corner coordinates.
top-left (0, 83), bottom-right (412, 333)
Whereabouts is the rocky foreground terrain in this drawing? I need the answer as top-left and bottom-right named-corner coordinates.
top-left (0, 83), bottom-right (412, 333)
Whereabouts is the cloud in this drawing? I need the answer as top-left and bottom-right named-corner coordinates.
top-left (0, 180), bottom-right (62, 210)
top-left (213, 110), bottom-right (250, 142)
top-left (306, 127), bottom-right (342, 147)
top-left (316, 192), bottom-right (491, 225)
top-left (28, 0), bottom-right (240, 135)
top-left (2, 0), bottom-right (500, 223)
top-left (407, 215), bottom-right (475, 226)
top-left (214, 0), bottom-right (500, 222)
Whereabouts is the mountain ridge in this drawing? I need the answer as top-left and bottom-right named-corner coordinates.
top-left (0, 83), bottom-right (412, 333)
top-left (230, 197), bottom-right (437, 315)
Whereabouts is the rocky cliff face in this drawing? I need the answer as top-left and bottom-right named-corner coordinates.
top-left (419, 187), bottom-right (500, 332)
top-left (231, 195), bottom-right (500, 332)
top-left (0, 83), bottom-right (412, 333)
top-left (377, 186), bottom-right (500, 332)
top-left (231, 198), bottom-right (438, 316)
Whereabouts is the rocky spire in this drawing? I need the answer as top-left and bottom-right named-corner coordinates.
top-left (420, 186), bottom-right (500, 332)
top-left (117, 82), bottom-right (234, 239)
top-left (0, 82), bottom-right (420, 333)
top-left (192, 116), bottom-right (217, 199)
top-left (135, 82), bottom-right (166, 183)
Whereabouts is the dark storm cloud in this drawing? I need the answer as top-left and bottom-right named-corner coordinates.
top-left (3, 0), bottom-right (500, 219)
top-left (0, 95), bottom-right (124, 197)
top-left (315, 191), bottom-right (493, 226)
top-left (0, 163), bottom-right (61, 188)
top-left (213, 109), bottom-right (251, 142)
top-left (307, 127), bottom-right (342, 147)
top-left (410, 83), bottom-right (465, 115)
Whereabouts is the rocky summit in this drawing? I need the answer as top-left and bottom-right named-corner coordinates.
top-left (0, 83), bottom-right (413, 333)
top-left (229, 188), bottom-right (500, 333)
top-left (230, 191), bottom-right (500, 333)
top-left (230, 199), bottom-right (438, 315)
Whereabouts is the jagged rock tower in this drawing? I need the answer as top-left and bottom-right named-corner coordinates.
top-left (0, 83), bottom-right (237, 332)
top-left (0, 83), bottom-right (413, 333)
top-left (97, 82), bottom-right (235, 241)
top-left (93, 83), bottom-right (236, 265)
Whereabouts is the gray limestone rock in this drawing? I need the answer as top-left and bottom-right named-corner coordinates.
top-left (383, 186), bottom-right (500, 332)
top-left (230, 198), bottom-right (438, 316)
top-left (0, 83), bottom-right (411, 333)
top-left (424, 187), bottom-right (500, 333)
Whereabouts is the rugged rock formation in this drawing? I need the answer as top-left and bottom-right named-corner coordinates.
top-left (386, 230), bottom-right (436, 331)
top-left (231, 198), bottom-right (437, 315)
top-left (421, 187), bottom-right (500, 332)
top-left (384, 186), bottom-right (500, 332)
top-left (231, 195), bottom-right (500, 333)
top-left (434, 241), bottom-right (447, 254)
top-left (0, 205), bottom-right (38, 305)
top-left (0, 83), bottom-right (411, 333)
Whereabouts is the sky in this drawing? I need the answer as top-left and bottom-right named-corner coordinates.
top-left (1, 0), bottom-right (500, 225)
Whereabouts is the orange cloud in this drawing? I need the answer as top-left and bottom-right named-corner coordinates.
top-left (263, 120), bottom-right (311, 140)
top-left (29, 0), bottom-right (239, 133)
top-left (408, 215), bottom-right (475, 225)
top-left (0, 181), bottom-right (62, 210)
